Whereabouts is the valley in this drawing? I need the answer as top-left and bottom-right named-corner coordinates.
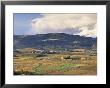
top-left (13, 33), bottom-right (97, 75)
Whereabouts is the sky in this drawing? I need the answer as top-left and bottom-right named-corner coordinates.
top-left (14, 13), bottom-right (97, 37)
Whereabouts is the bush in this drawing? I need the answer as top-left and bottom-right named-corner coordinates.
top-left (14, 71), bottom-right (35, 75)
top-left (71, 57), bottom-right (80, 60)
top-left (14, 71), bottom-right (21, 75)
top-left (64, 56), bottom-right (71, 59)
top-left (36, 54), bottom-right (46, 57)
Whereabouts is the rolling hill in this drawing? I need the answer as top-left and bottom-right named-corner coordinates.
top-left (14, 33), bottom-right (97, 50)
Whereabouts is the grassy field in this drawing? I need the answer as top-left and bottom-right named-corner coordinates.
top-left (14, 53), bottom-right (97, 75)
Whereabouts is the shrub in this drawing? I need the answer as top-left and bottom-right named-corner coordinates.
top-left (64, 56), bottom-right (71, 59)
top-left (71, 57), bottom-right (80, 60)
top-left (36, 54), bottom-right (46, 57)
top-left (14, 71), bottom-right (35, 75)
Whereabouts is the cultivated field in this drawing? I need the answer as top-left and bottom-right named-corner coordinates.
top-left (14, 53), bottom-right (97, 75)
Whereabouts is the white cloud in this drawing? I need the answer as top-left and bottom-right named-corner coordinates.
top-left (76, 23), bottom-right (97, 37)
top-left (31, 14), bottom-right (97, 37)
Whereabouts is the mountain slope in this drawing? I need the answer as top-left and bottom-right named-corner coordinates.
top-left (14, 33), bottom-right (97, 50)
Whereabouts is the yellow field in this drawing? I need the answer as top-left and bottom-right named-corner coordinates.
top-left (14, 53), bottom-right (97, 75)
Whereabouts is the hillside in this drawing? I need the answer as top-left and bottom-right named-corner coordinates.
top-left (14, 33), bottom-right (97, 50)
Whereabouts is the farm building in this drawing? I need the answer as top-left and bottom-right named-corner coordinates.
top-left (72, 49), bottom-right (86, 55)
top-left (86, 49), bottom-right (97, 56)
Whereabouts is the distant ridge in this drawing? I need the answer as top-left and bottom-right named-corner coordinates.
top-left (14, 33), bottom-right (97, 50)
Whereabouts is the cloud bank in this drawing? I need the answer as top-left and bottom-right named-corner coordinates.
top-left (31, 14), bottom-right (97, 37)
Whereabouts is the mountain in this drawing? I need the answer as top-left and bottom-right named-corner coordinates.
top-left (14, 33), bottom-right (97, 50)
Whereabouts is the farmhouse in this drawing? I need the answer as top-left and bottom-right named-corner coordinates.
top-left (45, 50), bottom-right (60, 54)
